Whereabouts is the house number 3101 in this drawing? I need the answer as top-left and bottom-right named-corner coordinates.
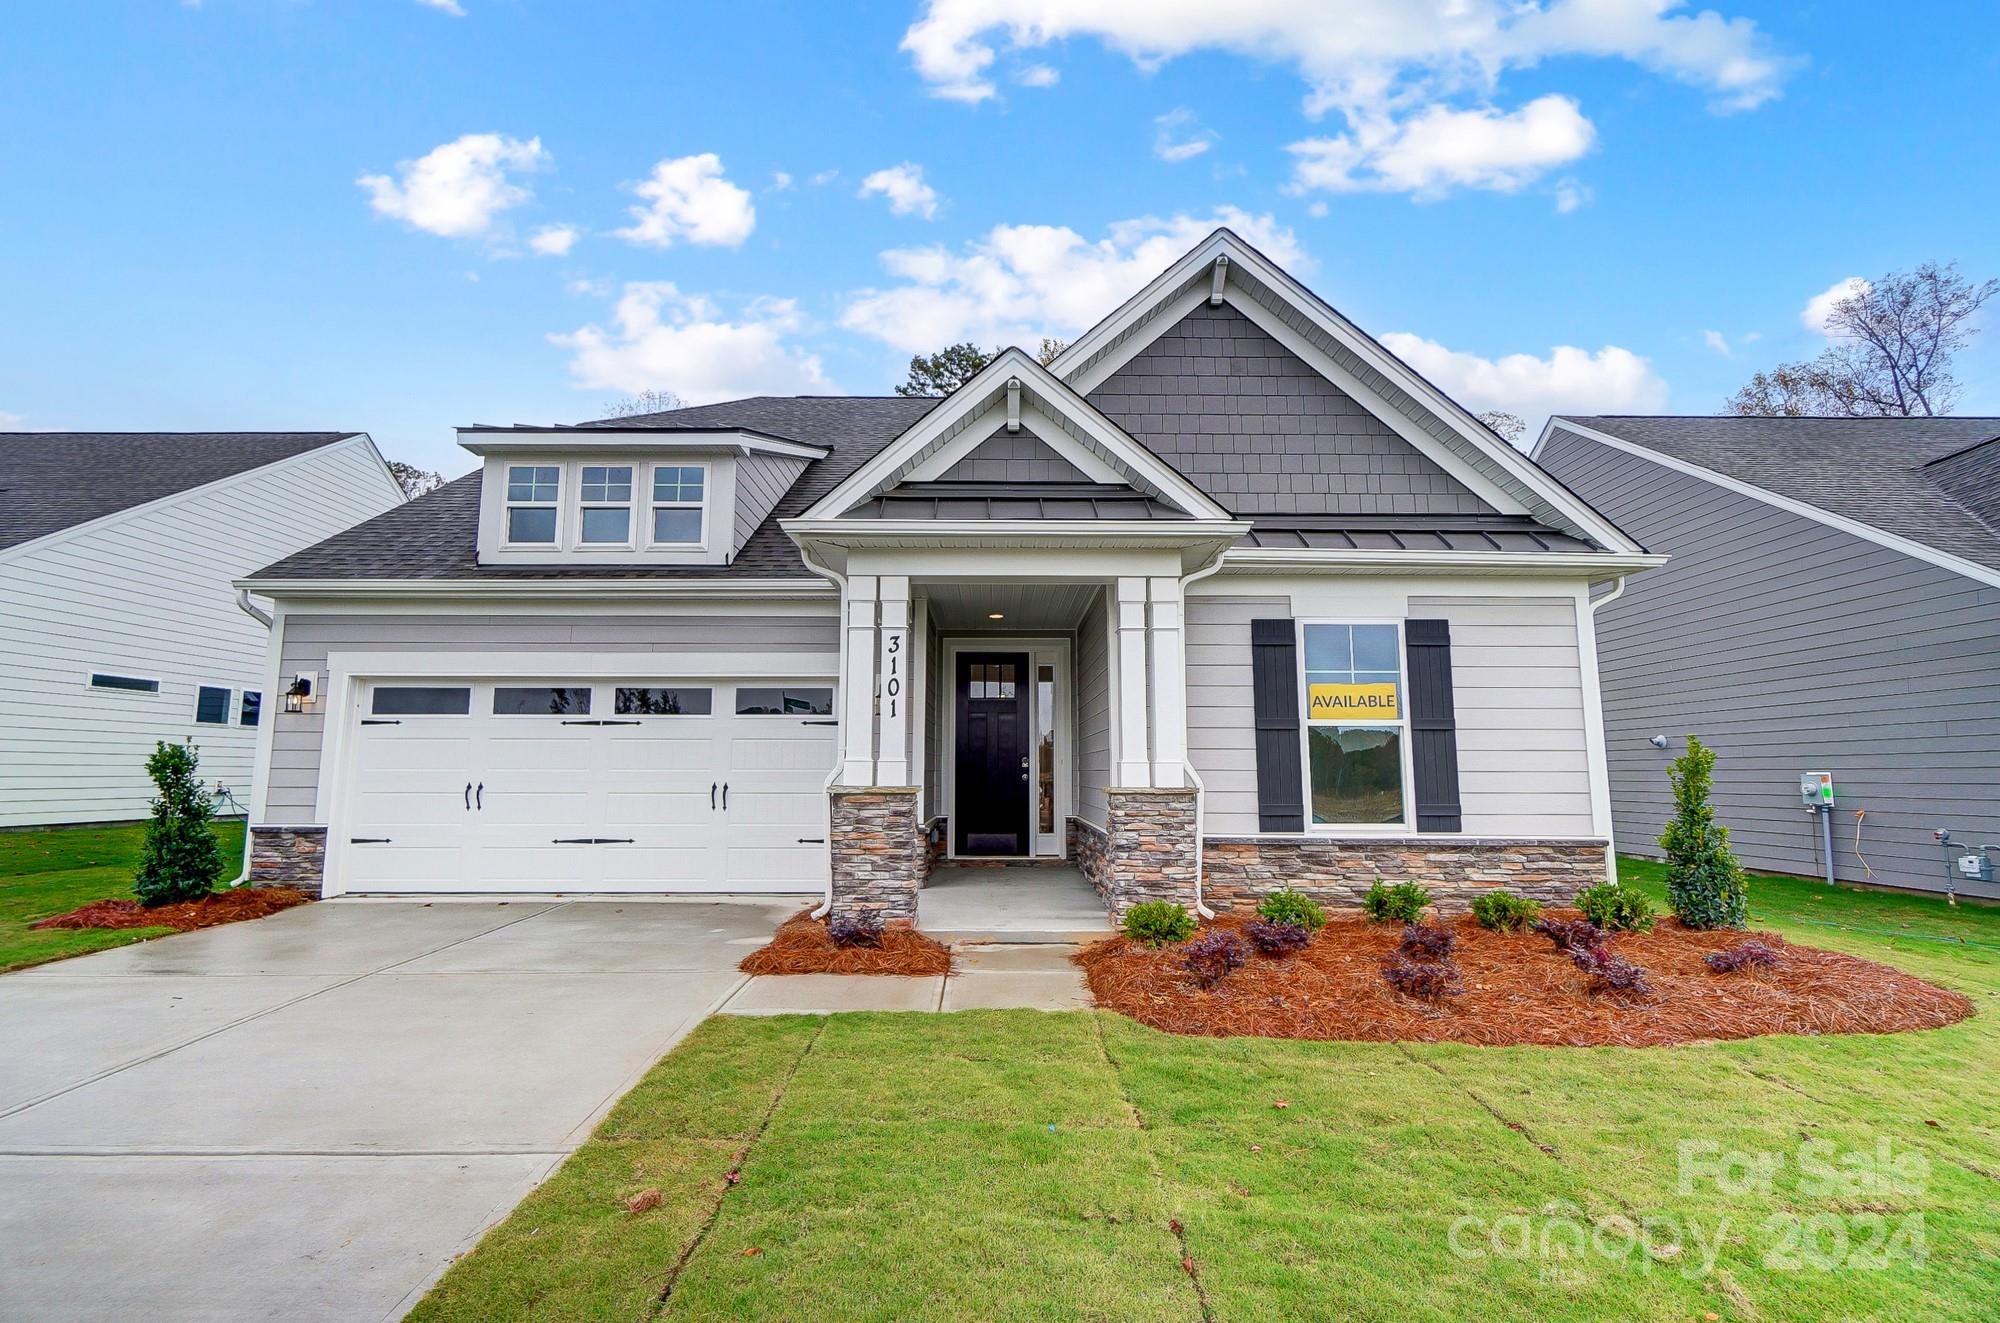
top-left (881, 631), bottom-right (903, 717)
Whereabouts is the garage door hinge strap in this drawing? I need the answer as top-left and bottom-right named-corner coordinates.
top-left (797, 837), bottom-right (826, 844)
top-left (560, 719), bottom-right (643, 726)
top-left (350, 837), bottom-right (392, 843)
top-left (360, 719), bottom-right (401, 726)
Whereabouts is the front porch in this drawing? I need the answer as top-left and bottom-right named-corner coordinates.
top-left (916, 864), bottom-right (1113, 944)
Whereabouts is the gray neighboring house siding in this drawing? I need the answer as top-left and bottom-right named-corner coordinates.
top-left (1086, 301), bottom-right (1496, 517)
top-left (265, 611), bottom-right (838, 820)
top-left (1538, 426), bottom-right (2000, 898)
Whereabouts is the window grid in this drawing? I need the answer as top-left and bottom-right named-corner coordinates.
top-left (578, 464), bottom-right (635, 545)
top-left (650, 464), bottom-right (706, 546)
top-left (504, 465), bottom-right (561, 545)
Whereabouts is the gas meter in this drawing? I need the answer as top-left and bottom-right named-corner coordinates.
top-left (1960, 851), bottom-right (1995, 884)
top-left (1799, 772), bottom-right (1834, 808)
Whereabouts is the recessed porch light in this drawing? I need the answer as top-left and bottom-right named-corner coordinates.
top-left (987, 612), bottom-right (1005, 620)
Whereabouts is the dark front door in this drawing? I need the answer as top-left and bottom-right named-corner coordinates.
top-left (955, 651), bottom-right (1030, 856)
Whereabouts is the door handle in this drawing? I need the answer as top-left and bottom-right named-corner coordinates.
top-left (464, 781), bottom-right (472, 811)
top-left (476, 782), bottom-right (484, 810)
top-left (721, 782), bottom-right (729, 810)
top-left (711, 781), bottom-right (718, 810)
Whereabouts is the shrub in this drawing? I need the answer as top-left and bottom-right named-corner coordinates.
top-left (1381, 953), bottom-right (1463, 1001)
top-left (1704, 940), bottom-right (1782, 973)
top-left (828, 915), bottom-right (882, 948)
top-left (1255, 888), bottom-right (1328, 932)
top-left (1182, 930), bottom-right (1248, 988)
top-left (1245, 919), bottom-right (1311, 956)
top-left (1575, 880), bottom-right (1657, 933)
top-left (1399, 923), bottom-right (1457, 962)
top-left (1570, 944), bottom-right (1653, 996)
top-left (1470, 890), bottom-right (1542, 932)
top-left (1124, 900), bottom-right (1196, 948)
top-left (1362, 879), bottom-right (1431, 924)
top-left (134, 740), bottom-right (225, 907)
top-left (1534, 917), bottom-right (1606, 953)
top-left (1660, 735), bottom-right (1749, 929)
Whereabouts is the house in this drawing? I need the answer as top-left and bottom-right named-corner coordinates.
top-left (236, 231), bottom-right (1663, 920)
top-left (0, 432), bottom-right (406, 829)
top-left (1535, 416), bottom-right (2000, 900)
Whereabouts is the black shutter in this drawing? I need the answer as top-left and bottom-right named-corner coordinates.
top-left (1250, 619), bottom-right (1305, 832)
top-left (1406, 618), bottom-right (1462, 833)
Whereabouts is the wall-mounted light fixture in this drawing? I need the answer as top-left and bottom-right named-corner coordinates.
top-left (1648, 734), bottom-right (1668, 749)
top-left (987, 612), bottom-right (1006, 620)
top-left (284, 673), bottom-right (316, 714)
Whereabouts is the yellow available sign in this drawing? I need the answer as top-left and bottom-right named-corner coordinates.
top-left (1308, 682), bottom-right (1400, 721)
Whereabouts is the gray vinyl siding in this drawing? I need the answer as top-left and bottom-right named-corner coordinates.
top-left (265, 611), bottom-right (837, 820)
top-left (937, 427), bottom-right (1089, 483)
top-left (732, 454), bottom-right (811, 553)
top-left (1539, 426), bottom-right (2000, 897)
top-left (1407, 596), bottom-right (1596, 836)
top-left (1085, 301), bottom-right (1496, 517)
top-left (1074, 588), bottom-right (1110, 827)
top-left (1185, 594), bottom-right (1287, 834)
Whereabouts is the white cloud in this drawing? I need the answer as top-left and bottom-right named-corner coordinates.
top-left (528, 223), bottom-right (579, 256)
top-left (898, 1), bottom-right (1794, 114)
top-left (615, 154), bottom-right (756, 249)
top-left (415, 0), bottom-right (465, 14)
top-left (1379, 332), bottom-right (1669, 429)
top-left (808, 169), bottom-right (842, 186)
top-left (357, 133), bottom-right (547, 238)
top-left (1014, 63), bottom-right (1060, 87)
top-left (770, 170), bottom-right (795, 190)
top-left (1153, 108), bottom-right (1216, 163)
top-left (0, 410), bottom-right (25, 430)
top-left (859, 163), bottom-right (941, 219)
top-left (1801, 276), bottom-right (1868, 335)
top-left (1702, 329), bottom-right (1731, 357)
top-left (840, 208), bottom-right (1306, 354)
top-left (1306, 200), bottom-right (1329, 219)
top-left (1288, 95), bottom-right (1594, 198)
top-left (1553, 176), bottom-right (1591, 213)
top-left (552, 282), bottom-right (832, 404)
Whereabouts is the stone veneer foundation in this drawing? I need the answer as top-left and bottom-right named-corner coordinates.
top-left (829, 787), bottom-right (925, 922)
top-left (1201, 837), bottom-right (1608, 913)
top-left (248, 826), bottom-right (327, 888)
top-left (1069, 788), bottom-right (1200, 920)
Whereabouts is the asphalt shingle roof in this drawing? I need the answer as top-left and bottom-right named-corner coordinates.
top-left (0, 431), bottom-right (359, 552)
top-left (1557, 416), bottom-right (2000, 572)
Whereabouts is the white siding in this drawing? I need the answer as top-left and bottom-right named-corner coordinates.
top-left (0, 439), bottom-right (404, 827)
top-left (1185, 594), bottom-right (1287, 834)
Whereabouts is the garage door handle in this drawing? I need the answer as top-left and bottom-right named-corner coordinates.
top-left (476, 782), bottom-right (484, 810)
top-left (711, 781), bottom-right (717, 810)
top-left (722, 782), bottom-right (729, 810)
top-left (464, 781), bottom-right (472, 811)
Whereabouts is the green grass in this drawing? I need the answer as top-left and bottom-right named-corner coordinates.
top-left (0, 819), bottom-right (247, 972)
top-left (412, 861), bottom-right (2000, 1323)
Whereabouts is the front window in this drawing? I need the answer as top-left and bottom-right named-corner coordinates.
top-left (505, 465), bottom-right (560, 544)
top-left (578, 465), bottom-right (634, 545)
top-left (650, 465), bottom-right (705, 545)
top-left (1302, 622), bottom-right (1407, 827)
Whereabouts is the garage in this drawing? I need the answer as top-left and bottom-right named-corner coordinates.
top-left (335, 678), bottom-right (837, 894)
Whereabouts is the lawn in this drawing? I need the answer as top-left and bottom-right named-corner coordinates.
top-left (0, 819), bottom-right (247, 972)
top-left (413, 863), bottom-right (1998, 1322)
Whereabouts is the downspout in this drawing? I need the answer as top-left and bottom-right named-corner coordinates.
top-left (1589, 575), bottom-right (1628, 613)
top-left (234, 587), bottom-right (273, 629)
top-left (798, 539), bottom-right (848, 919)
top-left (1585, 575), bottom-right (1629, 884)
top-left (222, 588), bottom-right (275, 886)
top-left (1177, 548), bottom-right (1233, 919)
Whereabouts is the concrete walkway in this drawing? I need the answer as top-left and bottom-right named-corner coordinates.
top-left (917, 864), bottom-right (1114, 943)
top-left (0, 896), bottom-right (798, 1323)
top-left (719, 941), bottom-right (1093, 1015)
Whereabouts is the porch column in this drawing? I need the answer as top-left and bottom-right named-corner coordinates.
top-left (876, 575), bottom-right (912, 785)
top-left (840, 573), bottom-right (878, 784)
top-left (1114, 576), bottom-right (1152, 786)
top-left (1147, 576), bottom-right (1187, 787)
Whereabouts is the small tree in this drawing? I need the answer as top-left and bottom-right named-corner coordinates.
top-left (134, 741), bottom-right (226, 907)
top-left (1659, 735), bottom-right (1748, 929)
top-left (385, 460), bottom-right (444, 499)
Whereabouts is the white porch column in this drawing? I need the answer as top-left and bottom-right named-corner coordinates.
top-left (1147, 576), bottom-right (1187, 788)
top-left (840, 574), bottom-right (878, 784)
top-left (876, 575), bottom-right (912, 786)
top-left (1114, 576), bottom-right (1152, 786)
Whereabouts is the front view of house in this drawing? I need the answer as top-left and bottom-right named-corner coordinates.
top-left (240, 231), bottom-right (1662, 920)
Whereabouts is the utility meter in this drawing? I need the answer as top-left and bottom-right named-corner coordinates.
top-left (1960, 852), bottom-right (1996, 883)
top-left (1800, 772), bottom-right (1835, 808)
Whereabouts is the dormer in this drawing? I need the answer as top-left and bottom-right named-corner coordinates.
top-left (461, 426), bottom-right (827, 567)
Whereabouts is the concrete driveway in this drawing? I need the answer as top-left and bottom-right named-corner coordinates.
top-left (0, 895), bottom-right (798, 1323)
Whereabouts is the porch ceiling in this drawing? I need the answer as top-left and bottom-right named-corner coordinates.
top-left (922, 581), bottom-right (1101, 631)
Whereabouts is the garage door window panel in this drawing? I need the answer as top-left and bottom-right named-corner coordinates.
top-left (372, 686), bottom-right (473, 716)
top-left (616, 686), bottom-right (713, 716)
top-left (493, 686), bottom-right (592, 716)
top-left (735, 686), bottom-right (834, 716)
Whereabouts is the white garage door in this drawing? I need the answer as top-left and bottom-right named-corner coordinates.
top-left (340, 679), bottom-right (837, 894)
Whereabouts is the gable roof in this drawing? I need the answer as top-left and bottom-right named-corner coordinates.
top-left (1543, 415), bottom-right (2000, 575)
top-left (0, 431), bottom-right (362, 553)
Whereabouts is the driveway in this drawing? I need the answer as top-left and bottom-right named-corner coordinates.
top-left (0, 895), bottom-right (798, 1323)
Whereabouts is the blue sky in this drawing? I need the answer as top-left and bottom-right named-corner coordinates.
top-left (3, 1), bottom-right (1997, 475)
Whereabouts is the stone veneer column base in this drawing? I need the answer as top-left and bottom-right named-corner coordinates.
top-left (248, 826), bottom-right (328, 889)
top-left (1077, 788), bottom-right (1199, 922)
top-left (829, 787), bottom-right (924, 922)
top-left (1201, 837), bottom-right (1608, 914)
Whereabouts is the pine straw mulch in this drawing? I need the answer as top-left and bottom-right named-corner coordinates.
top-left (1077, 911), bottom-right (1973, 1047)
top-left (30, 887), bottom-right (315, 933)
top-left (738, 910), bottom-right (954, 977)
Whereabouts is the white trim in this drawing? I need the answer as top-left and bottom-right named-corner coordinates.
top-left (1146, 576), bottom-right (1186, 788)
top-left (840, 574), bottom-right (878, 783)
top-left (876, 575), bottom-right (912, 785)
top-left (903, 401), bottom-right (1126, 484)
top-left (940, 635), bottom-right (1073, 860)
top-left (1534, 418), bottom-right (2000, 591)
top-left (1294, 617), bottom-right (1415, 835)
top-left (1219, 548), bottom-right (1665, 576)
top-left (236, 578), bottom-right (836, 600)
top-left (192, 682), bottom-right (234, 726)
top-left (1114, 577), bottom-right (1150, 786)
top-left (459, 429), bottom-right (828, 461)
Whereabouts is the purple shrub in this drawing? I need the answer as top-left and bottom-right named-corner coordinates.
top-left (828, 915), bottom-right (883, 948)
top-left (1246, 919), bottom-right (1311, 956)
top-left (1534, 917), bottom-right (1606, 953)
top-left (1570, 943), bottom-right (1653, 996)
top-left (1399, 923), bottom-right (1458, 962)
top-left (1182, 930), bottom-right (1248, 988)
top-left (1381, 953), bottom-right (1464, 1002)
top-left (1705, 940), bottom-right (1782, 973)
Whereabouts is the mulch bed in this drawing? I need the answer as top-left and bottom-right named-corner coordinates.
top-left (1077, 911), bottom-right (1973, 1047)
top-left (739, 910), bottom-right (954, 977)
top-left (31, 887), bottom-right (315, 933)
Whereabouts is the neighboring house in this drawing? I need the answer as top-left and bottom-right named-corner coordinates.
top-left (0, 432), bottom-right (407, 829)
top-left (238, 231), bottom-right (1662, 921)
top-left (1535, 416), bottom-right (2000, 900)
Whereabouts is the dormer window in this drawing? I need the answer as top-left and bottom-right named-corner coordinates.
top-left (650, 465), bottom-right (706, 546)
top-left (505, 465), bottom-right (560, 544)
top-left (579, 465), bottom-right (635, 545)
